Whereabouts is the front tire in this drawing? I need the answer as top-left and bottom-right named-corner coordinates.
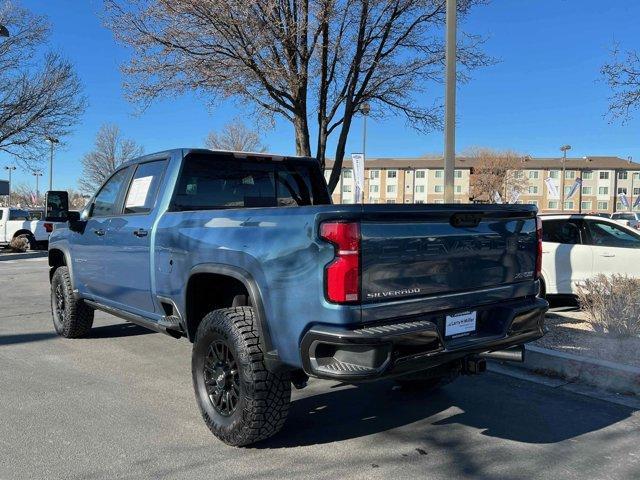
top-left (51, 266), bottom-right (94, 338)
top-left (192, 307), bottom-right (291, 446)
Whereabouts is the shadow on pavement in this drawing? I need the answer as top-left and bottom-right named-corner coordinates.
top-left (256, 374), bottom-right (636, 449)
top-left (0, 332), bottom-right (58, 346)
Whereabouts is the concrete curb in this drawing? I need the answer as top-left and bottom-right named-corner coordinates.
top-left (505, 344), bottom-right (640, 396)
top-left (0, 251), bottom-right (48, 262)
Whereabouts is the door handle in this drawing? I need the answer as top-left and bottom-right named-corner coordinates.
top-left (133, 228), bottom-right (148, 238)
top-left (600, 252), bottom-right (615, 257)
top-left (93, 228), bottom-right (105, 236)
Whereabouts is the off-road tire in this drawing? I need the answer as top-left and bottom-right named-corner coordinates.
top-left (51, 266), bottom-right (94, 338)
top-left (395, 361), bottom-right (461, 392)
top-left (192, 307), bottom-right (291, 446)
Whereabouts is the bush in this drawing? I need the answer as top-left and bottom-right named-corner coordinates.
top-left (9, 236), bottom-right (29, 253)
top-left (576, 274), bottom-right (640, 337)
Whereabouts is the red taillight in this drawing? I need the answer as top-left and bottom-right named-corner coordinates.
top-left (320, 221), bottom-right (360, 303)
top-left (535, 216), bottom-right (543, 279)
top-left (44, 222), bottom-right (53, 233)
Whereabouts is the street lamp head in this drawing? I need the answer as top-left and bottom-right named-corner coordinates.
top-left (361, 102), bottom-right (371, 116)
top-left (45, 136), bottom-right (59, 144)
top-left (0, 24), bottom-right (8, 37)
top-left (4, 165), bottom-right (16, 171)
top-left (560, 145), bottom-right (572, 153)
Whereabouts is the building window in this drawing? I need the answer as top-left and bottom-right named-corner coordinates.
top-left (634, 173), bottom-right (640, 180)
top-left (415, 170), bottom-right (426, 179)
top-left (370, 185), bottom-right (379, 193)
top-left (387, 170), bottom-right (397, 179)
top-left (415, 200), bottom-right (425, 204)
top-left (548, 200), bottom-right (559, 209)
top-left (343, 169), bottom-right (352, 179)
top-left (599, 171), bottom-right (610, 180)
top-left (433, 199), bottom-right (444, 204)
top-left (581, 186), bottom-right (592, 195)
top-left (549, 170), bottom-right (560, 179)
top-left (415, 185), bottom-right (425, 193)
top-left (387, 185), bottom-right (396, 194)
top-left (455, 185), bottom-right (462, 193)
top-left (386, 199), bottom-right (395, 204)
top-left (369, 170), bottom-right (380, 180)
top-left (564, 201), bottom-right (574, 210)
top-left (597, 201), bottom-right (609, 210)
top-left (581, 201), bottom-right (592, 210)
top-left (454, 170), bottom-right (463, 178)
top-left (527, 200), bottom-right (539, 207)
top-left (634, 187), bottom-right (640, 196)
top-left (342, 185), bottom-right (352, 193)
top-left (435, 170), bottom-right (443, 178)
top-left (598, 187), bottom-right (609, 195)
top-left (528, 170), bottom-right (539, 179)
top-left (514, 171), bottom-right (524, 179)
top-left (618, 171), bottom-right (628, 180)
top-left (565, 171), bottom-right (576, 179)
top-left (528, 186), bottom-right (538, 194)
top-left (564, 186), bottom-right (572, 195)
top-left (582, 171), bottom-right (593, 179)
top-left (434, 185), bottom-right (444, 193)
top-left (618, 187), bottom-right (628, 195)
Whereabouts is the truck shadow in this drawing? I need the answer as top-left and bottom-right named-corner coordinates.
top-left (256, 374), bottom-right (635, 449)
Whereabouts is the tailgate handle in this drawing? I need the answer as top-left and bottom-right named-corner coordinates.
top-left (450, 213), bottom-right (482, 228)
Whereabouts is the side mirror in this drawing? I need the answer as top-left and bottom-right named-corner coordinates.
top-left (45, 190), bottom-right (70, 222)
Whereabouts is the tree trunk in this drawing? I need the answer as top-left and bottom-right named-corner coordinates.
top-left (327, 113), bottom-right (354, 194)
top-left (293, 110), bottom-right (312, 157)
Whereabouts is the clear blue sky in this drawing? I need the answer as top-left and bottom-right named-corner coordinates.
top-left (3, 0), bottom-right (640, 191)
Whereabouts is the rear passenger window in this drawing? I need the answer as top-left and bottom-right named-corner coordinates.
top-left (542, 220), bottom-right (582, 244)
top-left (124, 160), bottom-right (167, 214)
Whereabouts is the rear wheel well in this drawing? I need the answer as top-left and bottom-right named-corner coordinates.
top-left (185, 273), bottom-right (250, 341)
top-left (13, 229), bottom-right (34, 239)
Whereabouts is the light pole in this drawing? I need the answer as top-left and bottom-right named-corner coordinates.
top-left (4, 165), bottom-right (16, 206)
top-left (361, 102), bottom-right (370, 160)
top-left (560, 145), bottom-right (571, 211)
top-left (33, 170), bottom-right (43, 204)
top-left (629, 156), bottom-right (635, 212)
top-left (46, 136), bottom-right (59, 191)
top-left (443, 0), bottom-right (457, 203)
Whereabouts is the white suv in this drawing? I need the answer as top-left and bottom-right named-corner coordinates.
top-left (610, 211), bottom-right (640, 230)
top-left (540, 214), bottom-right (640, 296)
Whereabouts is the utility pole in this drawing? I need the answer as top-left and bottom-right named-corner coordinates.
top-left (443, 0), bottom-right (456, 203)
top-left (560, 145), bottom-right (571, 212)
top-left (4, 165), bottom-right (16, 206)
top-left (361, 102), bottom-right (370, 204)
top-left (46, 136), bottom-right (59, 191)
top-left (33, 170), bottom-right (43, 204)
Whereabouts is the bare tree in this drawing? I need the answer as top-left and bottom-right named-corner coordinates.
top-left (68, 189), bottom-right (89, 210)
top-left (468, 148), bottom-right (529, 203)
top-left (104, 0), bottom-right (492, 192)
top-left (0, 1), bottom-right (86, 169)
top-left (79, 123), bottom-right (143, 194)
top-left (206, 120), bottom-right (267, 152)
top-left (11, 183), bottom-right (39, 208)
top-left (601, 45), bottom-right (640, 122)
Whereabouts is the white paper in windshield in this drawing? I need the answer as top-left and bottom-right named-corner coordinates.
top-left (125, 176), bottom-right (153, 208)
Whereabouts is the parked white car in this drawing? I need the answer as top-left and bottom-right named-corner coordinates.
top-left (610, 211), bottom-right (640, 230)
top-left (540, 214), bottom-right (640, 296)
top-left (0, 207), bottom-right (56, 250)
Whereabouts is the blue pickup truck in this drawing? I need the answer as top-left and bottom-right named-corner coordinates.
top-left (46, 149), bottom-right (547, 446)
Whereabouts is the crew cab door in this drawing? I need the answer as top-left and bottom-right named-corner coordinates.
top-left (74, 167), bottom-right (132, 299)
top-left (103, 159), bottom-right (167, 314)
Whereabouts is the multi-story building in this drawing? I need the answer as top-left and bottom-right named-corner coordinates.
top-left (325, 156), bottom-right (640, 213)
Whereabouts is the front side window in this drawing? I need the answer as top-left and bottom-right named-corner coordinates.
top-left (8, 209), bottom-right (30, 221)
top-left (124, 160), bottom-right (167, 214)
top-left (542, 220), bottom-right (582, 245)
top-left (585, 220), bottom-right (640, 248)
top-left (92, 168), bottom-right (131, 217)
top-left (172, 154), bottom-right (330, 210)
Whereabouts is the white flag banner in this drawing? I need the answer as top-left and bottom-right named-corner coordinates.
top-left (508, 188), bottom-right (520, 204)
top-left (619, 192), bottom-right (630, 208)
top-left (492, 191), bottom-right (503, 204)
top-left (544, 177), bottom-right (560, 199)
top-left (566, 177), bottom-right (582, 200)
top-left (351, 153), bottom-right (365, 203)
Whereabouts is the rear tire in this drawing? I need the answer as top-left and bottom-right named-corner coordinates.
top-left (51, 266), bottom-right (94, 338)
top-left (395, 361), bottom-right (461, 392)
top-left (192, 307), bottom-right (291, 446)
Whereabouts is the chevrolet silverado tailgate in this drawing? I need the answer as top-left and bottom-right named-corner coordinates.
top-left (359, 205), bottom-right (538, 304)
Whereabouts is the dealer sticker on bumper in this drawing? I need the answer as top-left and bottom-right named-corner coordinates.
top-left (445, 311), bottom-right (477, 338)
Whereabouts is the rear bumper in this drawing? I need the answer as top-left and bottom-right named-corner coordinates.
top-left (300, 296), bottom-right (548, 381)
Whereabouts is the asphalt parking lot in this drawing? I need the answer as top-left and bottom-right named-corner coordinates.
top-left (1, 257), bottom-right (639, 480)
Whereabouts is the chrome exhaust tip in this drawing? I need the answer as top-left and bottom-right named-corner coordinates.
top-left (479, 345), bottom-right (525, 363)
